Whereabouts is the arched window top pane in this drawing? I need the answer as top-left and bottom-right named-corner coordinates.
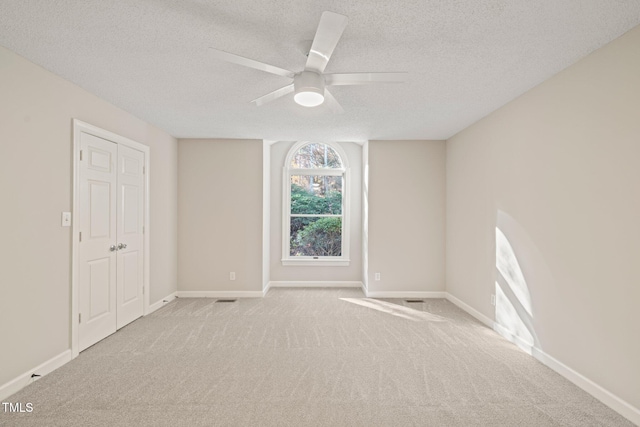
top-left (290, 143), bottom-right (342, 169)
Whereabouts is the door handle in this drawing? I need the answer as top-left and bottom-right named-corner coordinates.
top-left (117, 243), bottom-right (127, 250)
top-left (109, 245), bottom-right (117, 252)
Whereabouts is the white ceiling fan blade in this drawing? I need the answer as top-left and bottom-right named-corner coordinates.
top-left (210, 48), bottom-right (295, 78)
top-left (325, 72), bottom-right (408, 86)
top-left (251, 84), bottom-right (294, 107)
top-left (323, 89), bottom-right (344, 114)
top-left (305, 11), bottom-right (348, 73)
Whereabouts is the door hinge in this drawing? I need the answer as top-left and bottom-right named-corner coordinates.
top-left (79, 232), bottom-right (82, 242)
top-left (142, 226), bottom-right (144, 234)
top-left (143, 166), bottom-right (145, 174)
top-left (78, 313), bottom-right (81, 324)
top-left (80, 150), bottom-right (83, 161)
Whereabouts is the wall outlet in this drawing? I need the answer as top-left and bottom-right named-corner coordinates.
top-left (490, 294), bottom-right (496, 306)
top-left (230, 272), bottom-right (236, 281)
top-left (374, 273), bottom-right (381, 281)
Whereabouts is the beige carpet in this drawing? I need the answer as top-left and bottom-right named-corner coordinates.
top-left (2, 288), bottom-right (633, 426)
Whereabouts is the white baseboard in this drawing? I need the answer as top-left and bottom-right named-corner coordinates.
top-left (365, 290), bottom-right (447, 299)
top-left (532, 347), bottom-right (640, 425)
top-left (268, 281), bottom-right (363, 288)
top-left (262, 281), bottom-right (272, 296)
top-left (445, 292), bottom-right (494, 328)
top-left (147, 291), bottom-right (177, 314)
top-left (445, 292), bottom-right (640, 425)
top-left (177, 290), bottom-right (265, 298)
top-left (0, 350), bottom-right (72, 401)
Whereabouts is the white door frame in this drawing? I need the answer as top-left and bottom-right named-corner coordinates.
top-left (71, 119), bottom-right (150, 358)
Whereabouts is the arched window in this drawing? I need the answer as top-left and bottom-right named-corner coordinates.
top-left (283, 141), bottom-right (350, 266)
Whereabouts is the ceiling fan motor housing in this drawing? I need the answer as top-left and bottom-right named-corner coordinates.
top-left (294, 71), bottom-right (325, 106)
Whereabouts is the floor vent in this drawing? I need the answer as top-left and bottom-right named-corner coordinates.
top-left (405, 299), bottom-right (424, 303)
top-left (215, 299), bottom-right (237, 303)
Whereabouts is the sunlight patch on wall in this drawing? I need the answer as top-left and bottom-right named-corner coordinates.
top-left (496, 227), bottom-right (532, 316)
top-left (495, 225), bottom-right (538, 350)
top-left (495, 281), bottom-right (534, 347)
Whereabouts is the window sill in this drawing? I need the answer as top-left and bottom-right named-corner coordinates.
top-left (282, 258), bottom-right (350, 267)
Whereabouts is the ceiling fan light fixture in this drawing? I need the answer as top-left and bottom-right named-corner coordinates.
top-left (294, 71), bottom-right (325, 107)
top-left (294, 90), bottom-right (324, 107)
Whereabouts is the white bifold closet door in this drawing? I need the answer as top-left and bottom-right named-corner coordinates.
top-left (78, 132), bottom-right (145, 352)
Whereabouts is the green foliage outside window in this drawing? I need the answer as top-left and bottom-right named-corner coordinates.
top-left (290, 183), bottom-right (342, 256)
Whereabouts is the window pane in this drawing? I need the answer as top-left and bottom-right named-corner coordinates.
top-left (290, 143), bottom-right (342, 168)
top-left (291, 176), bottom-right (342, 214)
top-left (290, 217), bottom-right (342, 257)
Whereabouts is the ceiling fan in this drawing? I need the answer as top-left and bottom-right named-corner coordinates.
top-left (209, 11), bottom-right (407, 113)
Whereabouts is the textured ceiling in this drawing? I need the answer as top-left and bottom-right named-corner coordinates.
top-left (1, 1), bottom-right (639, 141)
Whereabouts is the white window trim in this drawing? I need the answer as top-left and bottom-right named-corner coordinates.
top-left (282, 141), bottom-right (350, 266)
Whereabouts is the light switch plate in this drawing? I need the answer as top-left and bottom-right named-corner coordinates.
top-left (62, 212), bottom-right (72, 227)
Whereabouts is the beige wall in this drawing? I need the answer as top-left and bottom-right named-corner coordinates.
top-left (149, 131), bottom-right (179, 303)
top-left (178, 139), bottom-right (263, 292)
top-left (269, 141), bottom-right (363, 283)
top-left (367, 140), bottom-right (446, 293)
top-left (446, 25), bottom-right (640, 410)
top-left (0, 46), bottom-right (178, 387)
